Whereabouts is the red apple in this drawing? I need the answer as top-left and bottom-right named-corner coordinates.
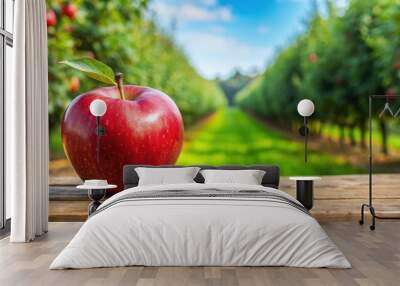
top-left (68, 77), bottom-right (80, 93)
top-left (64, 26), bottom-right (75, 33)
top-left (85, 51), bottom-right (96, 59)
top-left (335, 78), bottom-right (343, 86)
top-left (61, 85), bottom-right (184, 194)
top-left (47, 9), bottom-right (57, 27)
top-left (308, 53), bottom-right (318, 63)
top-left (393, 62), bottom-right (400, 71)
top-left (62, 3), bottom-right (77, 19)
top-left (386, 87), bottom-right (397, 100)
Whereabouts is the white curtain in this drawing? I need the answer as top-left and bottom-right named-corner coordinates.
top-left (8, 0), bottom-right (49, 242)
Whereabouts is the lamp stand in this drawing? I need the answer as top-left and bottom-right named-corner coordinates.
top-left (298, 117), bottom-right (309, 163)
top-left (304, 116), bottom-right (308, 163)
top-left (95, 116), bottom-right (105, 136)
top-left (95, 116), bottom-right (105, 162)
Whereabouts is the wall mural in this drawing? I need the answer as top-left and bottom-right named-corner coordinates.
top-left (47, 0), bottom-right (400, 191)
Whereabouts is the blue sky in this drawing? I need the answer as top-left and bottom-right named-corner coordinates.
top-left (151, 0), bottom-right (348, 79)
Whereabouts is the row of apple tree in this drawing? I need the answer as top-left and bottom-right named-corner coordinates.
top-left (236, 0), bottom-right (400, 154)
top-left (47, 0), bottom-right (226, 136)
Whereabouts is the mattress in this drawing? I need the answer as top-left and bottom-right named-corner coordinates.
top-left (50, 183), bottom-right (351, 269)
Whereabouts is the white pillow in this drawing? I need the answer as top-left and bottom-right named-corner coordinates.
top-left (135, 167), bottom-right (200, 186)
top-left (200, 169), bottom-right (266, 185)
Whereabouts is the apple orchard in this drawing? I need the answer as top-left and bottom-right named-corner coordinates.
top-left (47, 0), bottom-right (400, 162)
top-left (236, 0), bottom-right (400, 155)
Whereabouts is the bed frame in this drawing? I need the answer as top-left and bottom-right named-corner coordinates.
top-left (123, 165), bottom-right (280, 190)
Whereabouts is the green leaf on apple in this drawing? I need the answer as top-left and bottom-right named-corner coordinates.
top-left (60, 58), bottom-right (116, 85)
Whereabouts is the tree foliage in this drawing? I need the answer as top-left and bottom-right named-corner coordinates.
top-left (236, 0), bottom-right (400, 153)
top-left (217, 69), bottom-right (254, 106)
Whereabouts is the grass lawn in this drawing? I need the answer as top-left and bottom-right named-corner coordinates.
top-left (49, 127), bottom-right (65, 159)
top-left (177, 108), bottom-right (364, 176)
top-left (322, 123), bottom-right (400, 151)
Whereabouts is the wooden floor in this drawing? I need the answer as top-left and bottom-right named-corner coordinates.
top-left (1, 221), bottom-right (399, 286)
top-left (49, 174), bottom-right (400, 222)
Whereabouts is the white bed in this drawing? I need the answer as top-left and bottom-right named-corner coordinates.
top-left (50, 183), bottom-right (351, 269)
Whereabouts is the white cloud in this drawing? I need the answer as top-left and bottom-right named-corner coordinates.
top-left (257, 24), bottom-right (269, 35)
top-left (177, 31), bottom-right (273, 78)
top-left (153, 1), bottom-right (233, 23)
top-left (277, 0), bottom-right (348, 9)
top-left (202, 0), bottom-right (217, 6)
top-left (209, 25), bottom-right (225, 33)
top-left (152, 0), bottom-right (272, 78)
top-left (276, 0), bottom-right (313, 3)
top-left (334, 0), bottom-right (349, 10)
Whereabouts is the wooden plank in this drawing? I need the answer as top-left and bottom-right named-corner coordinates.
top-left (49, 174), bottom-right (400, 222)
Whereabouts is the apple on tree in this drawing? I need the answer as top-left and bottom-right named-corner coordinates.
top-left (393, 62), bottom-right (400, 71)
top-left (47, 9), bottom-right (57, 27)
top-left (386, 87), bottom-right (397, 99)
top-left (308, 53), bottom-right (318, 64)
top-left (61, 2), bottom-right (77, 20)
top-left (61, 58), bottom-right (184, 194)
top-left (69, 76), bottom-right (80, 93)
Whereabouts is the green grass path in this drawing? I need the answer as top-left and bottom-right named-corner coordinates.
top-left (177, 108), bottom-right (363, 176)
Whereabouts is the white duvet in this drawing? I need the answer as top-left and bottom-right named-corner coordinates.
top-left (50, 183), bottom-right (351, 269)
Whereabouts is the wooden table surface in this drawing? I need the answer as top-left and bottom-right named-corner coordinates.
top-left (49, 174), bottom-right (400, 222)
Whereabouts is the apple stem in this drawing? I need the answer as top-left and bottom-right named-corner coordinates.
top-left (115, 72), bottom-right (126, 100)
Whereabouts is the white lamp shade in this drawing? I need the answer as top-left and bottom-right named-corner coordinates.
top-left (89, 99), bottom-right (107, 117)
top-left (297, 99), bottom-right (315, 117)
